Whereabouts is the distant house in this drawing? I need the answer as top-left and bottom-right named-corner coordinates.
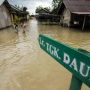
top-left (36, 8), bottom-right (51, 21)
top-left (0, 0), bottom-right (12, 29)
top-left (36, 7), bottom-right (50, 15)
top-left (36, 8), bottom-right (60, 23)
top-left (58, 0), bottom-right (90, 29)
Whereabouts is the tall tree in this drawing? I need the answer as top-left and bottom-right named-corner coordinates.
top-left (52, 0), bottom-right (62, 9)
top-left (23, 7), bottom-right (27, 12)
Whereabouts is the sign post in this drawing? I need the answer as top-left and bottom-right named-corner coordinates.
top-left (69, 75), bottom-right (82, 90)
top-left (38, 34), bottom-right (90, 89)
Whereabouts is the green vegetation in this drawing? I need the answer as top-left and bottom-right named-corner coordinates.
top-left (52, 0), bottom-right (63, 14)
top-left (52, 0), bottom-right (61, 9)
top-left (13, 15), bottom-right (20, 24)
top-left (23, 7), bottom-right (27, 12)
top-left (35, 0), bottom-right (63, 15)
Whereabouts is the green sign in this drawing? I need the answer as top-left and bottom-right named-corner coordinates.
top-left (39, 34), bottom-right (90, 87)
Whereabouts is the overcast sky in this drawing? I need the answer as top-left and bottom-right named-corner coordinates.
top-left (8, 0), bottom-right (52, 14)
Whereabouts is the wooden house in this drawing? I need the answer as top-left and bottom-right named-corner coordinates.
top-left (0, 0), bottom-right (29, 29)
top-left (0, 0), bottom-right (12, 29)
top-left (4, 0), bottom-right (29, 24)
top-left (58, 0), bottom-right (90, 29)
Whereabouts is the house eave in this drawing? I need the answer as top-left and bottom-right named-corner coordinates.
top-left (72, 12), bottom-right (90, 15)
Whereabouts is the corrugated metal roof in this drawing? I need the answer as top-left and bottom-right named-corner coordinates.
top-left (0, 0), bottom-right (5, 6)
top-left (63, 0), bottom-right (90, 14)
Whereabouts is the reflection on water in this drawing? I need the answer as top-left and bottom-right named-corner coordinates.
top-left (0, 19), bottom-right (90, 90)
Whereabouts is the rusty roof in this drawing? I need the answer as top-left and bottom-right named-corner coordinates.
top-left (63, 0), bottom-right (90, 14)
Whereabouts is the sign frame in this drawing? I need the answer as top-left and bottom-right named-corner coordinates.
top-left (39, 34), bottom-right (90, 88)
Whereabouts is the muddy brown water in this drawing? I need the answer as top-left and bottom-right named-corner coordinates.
top-left (0, 19), bottom-right (90, 90)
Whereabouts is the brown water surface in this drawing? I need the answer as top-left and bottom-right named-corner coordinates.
top-left (0, 19), bottom-right (90, 90)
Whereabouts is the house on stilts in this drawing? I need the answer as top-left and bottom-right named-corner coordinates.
top-left (58, 0), bottom-right (90, 30)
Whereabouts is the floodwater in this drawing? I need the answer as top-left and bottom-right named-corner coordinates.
top-left (0, 19), bottom-right (90, 90)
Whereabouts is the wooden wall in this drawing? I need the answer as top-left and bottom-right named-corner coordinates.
top-left (60, 9), bottom-right (71, 27)
top-left (0, 4), bottom-right (11, 29)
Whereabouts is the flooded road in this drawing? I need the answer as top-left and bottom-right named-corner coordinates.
top-left (0, 19), bottom-right (90, 90)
